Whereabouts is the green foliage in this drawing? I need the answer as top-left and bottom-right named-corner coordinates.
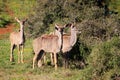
top-left (0, 0), bottom-right (6, 12)
top-left (26, 1), bottom-right (120, 79)
top-left (0, 0), bottom-right (36, 28)
top-left (0, 0), bottom-right (120, 80)
top-left (0, 39), bottom-right (85, 80)
top-left (27, 0), bottom-right (97, 37)
top-left (26, 0), bottom-right (120, 38)
top-left (83, 37), bottom-right (120, 80)
top-left (7, 0), bottom-right (36, 18)
top-left (0, 0), bottom-right (11, 28)
top-left (109, 0), bottom-right (120, 16)
top-left (0, 14), bottom-right (11, 28)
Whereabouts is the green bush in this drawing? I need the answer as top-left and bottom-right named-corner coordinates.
top-left (82, 37), bottom-right (120, 80)
top-left (0, 14), bottom-right (11, 28)
top-left (26, 0), bottom-right (97, 37)
top-left (0, 0), bottom-right (11, 28)
top-left (7, 0), bottom-right (36, 18)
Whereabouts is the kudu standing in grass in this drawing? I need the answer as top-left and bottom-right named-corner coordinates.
top-left (10, 17), bottom-right (27, 63)
top-left (61, 23), bottom-right (81, 68)
top-left (32, 24), bottom-right (66, 70)
top-left (43, 23), bottom-right (81, 68)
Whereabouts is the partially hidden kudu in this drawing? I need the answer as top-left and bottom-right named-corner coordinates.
top-left (41, 23), bottom-right (81, 68)
top-left (61, 23), bottom-right (81, 68)
top-left (10, 17), bottom-right (27, 63)
top-left (32, 24), bottom-right (66, 70)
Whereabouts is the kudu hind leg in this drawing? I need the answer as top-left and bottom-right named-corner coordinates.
top-left (64, 53), bottom-right (69, 69)
top-left (33, 51), bottom-right (41, 69)
top-left (37, 50), bottom-right (44, 67)
top-left (51, 53), bottom-right (54, 65)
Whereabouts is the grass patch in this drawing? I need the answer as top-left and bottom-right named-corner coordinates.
top-left (0, 38), bottom-right (83, 80)
top-left (7, 0), bottom-right (36, 18)
top-left (0, 35), bottom-right (120, 80)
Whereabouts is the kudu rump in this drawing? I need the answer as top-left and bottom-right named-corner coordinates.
top-left (10, 17), bottom-right (27, 63)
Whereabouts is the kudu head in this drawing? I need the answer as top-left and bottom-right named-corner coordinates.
top-left (71, 24), bottom-right (81, 34)
top-left (65, 23), bottom-right (81, 34)
top-left (55, 24), bottom-right (66, 35)
top-left (15, 17), bottom-right (27, 30)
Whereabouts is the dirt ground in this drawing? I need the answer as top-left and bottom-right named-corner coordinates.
top-left (0, 24), bottom-right (14, 35)
top-left (0, 5), bottom-right (15, 35)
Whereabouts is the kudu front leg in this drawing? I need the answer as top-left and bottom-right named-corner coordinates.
top-left (54, 53), bottom-right (57, 70)
top-left (10, 44), bottom-right (14, 62)
top-left (51, 53), bottom-right (54, 65)
top-left (17, 45), bottom-right (20, 63)
top-left (21, 45), bottom-right (24, 63)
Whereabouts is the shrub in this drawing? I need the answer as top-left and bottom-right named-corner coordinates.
top-left (84, 37), bottom-right (120, 80)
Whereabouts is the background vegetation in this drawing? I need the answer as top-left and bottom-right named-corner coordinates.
top-left (0, 0), bottom-right (120, 80)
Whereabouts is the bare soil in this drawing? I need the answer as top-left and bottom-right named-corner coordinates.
top-left (0, 5), bottom-right (15, 38)
top-left (0, 24), bottom-right (15, 35)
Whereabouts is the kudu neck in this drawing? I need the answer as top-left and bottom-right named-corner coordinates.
top-left (70, 29), bottom-right (77, 47)
top-left (20, 24), bottom-right (24, 34)
top-left (19, 24), bottom-right (24, 44)
top-left (55, 30), bottom-right (63, 51)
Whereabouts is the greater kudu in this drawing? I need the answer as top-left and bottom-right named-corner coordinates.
top-left (61, 23), bottom-right (81, 68)
top-left (10, 17), bottom-right (27, 63)
top-left (44, 23), bottom-right (80, 68)
top-left (32, 24), bottom-right (66, 70)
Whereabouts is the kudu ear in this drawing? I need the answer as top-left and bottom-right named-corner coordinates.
top-left (63, 24), bottom-right (68, 28)
top-left (71, 22), bottom-right (76, 27)
top-left (55, 24), bottom-right (59, 30)
top-left (15, 17), bottom-right (21, 23)
top-left (64, 23), bottom-right (74, 28)
top-left (23, 18), bottom-right (28, 22)
top-left (22, 18), bottom-right (28, 24)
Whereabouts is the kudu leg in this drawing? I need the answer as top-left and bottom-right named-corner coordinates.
top-left (10, 44), bottom-right (14, 62)
top-left (38, 52), bottom-right (45, 67)
top-left (21, 45), bottom-right (24, 63)
top-left (50, 53), bottom-right (54, 65)
top-left (33, 54), bottom-right (38, 69)
top-left (38, 59), bottom-right (42, 67)
top-left (64, 53), bottom-right (69, 68)
top-left (54, 53), bottom-right (57, 70)
top-left (17, 45), bottom-right (20, 63)
top-left (43, 53), bottom-right (46, 64)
